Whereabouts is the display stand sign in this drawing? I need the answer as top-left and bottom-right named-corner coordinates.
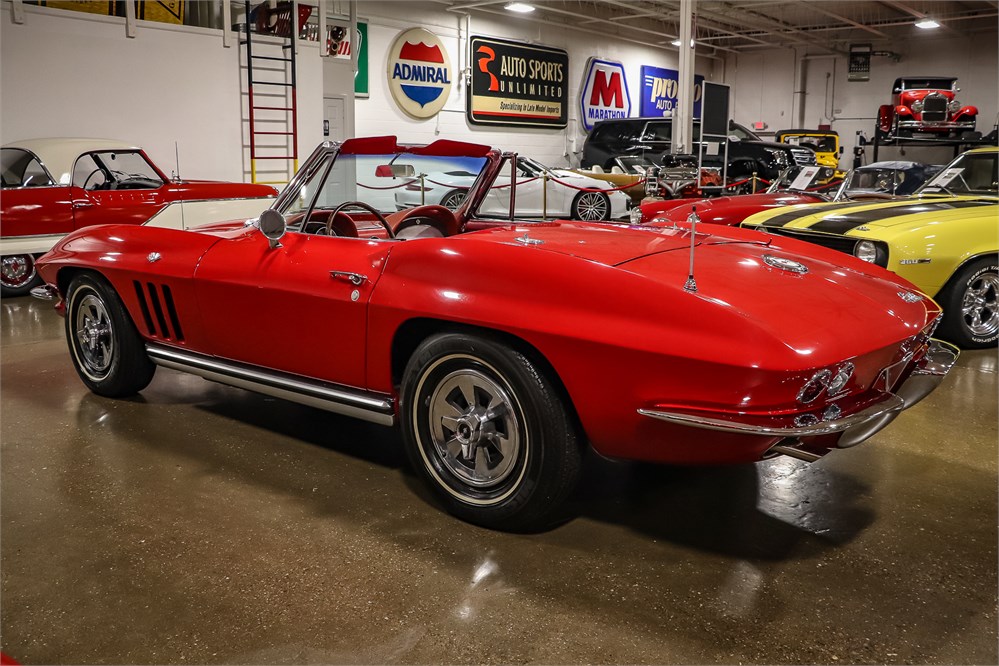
top-left (640, 66), bottom-right (704, 118)
top-left (387, 28), bottom-right (453, 119)
top-left (789, 166), bottom-right (821, 191)
top-left (467, 36), bottom-right (568, 128)
top-left (579, 58), bottom-right (631, 132)
top-left (698, 81), bottom-right (731, 186)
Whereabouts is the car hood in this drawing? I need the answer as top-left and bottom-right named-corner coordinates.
top-left (168, 180), bottom-right (279, 198)
top-left (743, 195), bottom-right (998, 233)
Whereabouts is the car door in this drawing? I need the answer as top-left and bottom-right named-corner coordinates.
top-left (193, 230), bottom-right (392, 389)
top-left (69, 151), bottom-right (165, 230)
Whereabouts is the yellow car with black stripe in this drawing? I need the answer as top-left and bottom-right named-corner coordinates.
top-left (742, 147), bottom-right (998, 348)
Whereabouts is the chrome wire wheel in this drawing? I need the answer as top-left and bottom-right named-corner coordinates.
top-left (73, 292), bottom-right (116, 381)
top-left (428, 366), bottom-right (521, 489)
top-left (962, 271), bottom-right (999, 338)
top-left (572, 191), bottom-right (609, 221)
top-left (1, 254), bottom-right (37, 289)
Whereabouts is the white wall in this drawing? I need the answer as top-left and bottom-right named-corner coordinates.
top-left (353, 1), bottom-right (718, 169)
top-left (724, 30), bottom-right (999, 168)
top-left (0, 4), bottom-right (323, 183)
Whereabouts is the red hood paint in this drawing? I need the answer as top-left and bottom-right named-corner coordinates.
top-left (641, 192), bottom-right (825, 226)
top-left (163, 180), bottom-right (278, 200)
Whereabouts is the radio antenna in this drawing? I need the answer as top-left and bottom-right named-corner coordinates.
top-left (683, 206), bottom-right (699, 293)
top-left (174, 141), bottom-right (181, 182)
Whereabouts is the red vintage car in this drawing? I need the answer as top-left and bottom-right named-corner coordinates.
top-left (1, 138), bottom-right (278, 296)
top-left (32, 137), bottom-right (957, 530)
top-left (877, 76), bottom-right (978, 140)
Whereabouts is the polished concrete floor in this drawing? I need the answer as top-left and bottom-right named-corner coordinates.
top-left (1, 295), bottom-right (996, 665)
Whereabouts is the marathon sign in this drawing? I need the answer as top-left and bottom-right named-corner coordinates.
top-left (640, 65), bottom-right (704, 118)
top-left (467, 36), bottom-right (568, 129)
top-left (579, 58), bottom-right (632, 132)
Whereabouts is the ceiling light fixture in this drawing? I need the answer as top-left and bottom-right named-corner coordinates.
top-left (915, 18), bottom-right (940, 29)
top-left (505, 2), bottom-right (535, 13)
top-left (671, 38), bottom-right (695, 47)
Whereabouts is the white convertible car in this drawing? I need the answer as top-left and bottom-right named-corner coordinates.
top-left (394, 156), bottom-right (630, 221)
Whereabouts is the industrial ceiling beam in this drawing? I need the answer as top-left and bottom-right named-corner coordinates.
top-left (792, 0), bottom-right (889, 38)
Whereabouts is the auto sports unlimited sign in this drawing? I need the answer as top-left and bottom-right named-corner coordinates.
top-left (579, 58), bottom-right (632, 132)
top-left (468, 36), bottom-right (568, 128)
top-left (387, 28), bottom-right (453, 119)
top-left (640, 65), bottom-right (704, 118)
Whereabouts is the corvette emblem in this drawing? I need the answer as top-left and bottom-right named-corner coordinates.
top-left (762, 254), bottom-right (808, 274)
top-left (897, 290), bottom-right (923, 303)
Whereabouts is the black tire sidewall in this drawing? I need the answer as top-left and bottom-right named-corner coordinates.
top-left (939, 257), bottom-right (999, 348)
top-left (400, 333), bottom-right (578, 529)
top-left (65, 273), bottom-right (155, 397)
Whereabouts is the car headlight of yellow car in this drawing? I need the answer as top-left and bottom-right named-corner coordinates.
top-left (854, 240), bottom-right (889, 267)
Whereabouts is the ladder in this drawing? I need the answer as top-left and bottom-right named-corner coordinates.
top-left (242, 0), bottom-right (301, 185)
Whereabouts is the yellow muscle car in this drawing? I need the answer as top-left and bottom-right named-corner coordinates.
top-left (742, 146), bottom-right (998, 348)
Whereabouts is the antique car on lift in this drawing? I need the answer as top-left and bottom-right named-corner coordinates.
top-left (0, 138), bottom-right (278, 296)
top-left (33, 136), bottom-right (957, 531)
top-left (392, 155), bottom-right (630, 221)
top-left (741, 147), bottom-right (999, 349)
top-left (876, 76), bottom-right (978, 140)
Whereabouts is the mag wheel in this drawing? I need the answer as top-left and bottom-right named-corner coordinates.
top-left (571, 191), bottom-right (611, 221)
top-left (0, 254), bottom-right (42, 297)
top-left (66, 273), bottom-right (155, 397)
top-left (401, 333), bottom-right (581, 531)
top-left (938, 257), bottom-right (999, 349)
top-left (440, 190), bottom-right (466, 211)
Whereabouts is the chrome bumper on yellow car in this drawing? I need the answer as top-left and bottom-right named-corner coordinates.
top-left (638, 339), bottom-right (959, 457)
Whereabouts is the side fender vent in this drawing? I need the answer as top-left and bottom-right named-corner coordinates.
top-left (132, 280), bottom-right (185, 341)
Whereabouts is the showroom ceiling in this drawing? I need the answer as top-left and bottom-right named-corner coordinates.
top-left (433, 1), bottom-right (999, 55)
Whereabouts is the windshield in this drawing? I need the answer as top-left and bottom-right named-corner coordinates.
top-left (918, 152), bottom-right (998, 196)
top-left (846, 167), bottom-right (908, 194)
top-left (278, 150), bottom-right (490, 220)
top-left (614, 155), bottom-right (658, 174)
top-left (770, 165), bottom-right (841, 192)
top-left (901, 78), bottom-right (956, 91)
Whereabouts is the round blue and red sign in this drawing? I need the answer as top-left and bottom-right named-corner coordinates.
top-left (387, 28), bottom-right (453, 119)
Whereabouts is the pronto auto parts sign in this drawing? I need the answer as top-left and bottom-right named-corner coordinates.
top-left (579, 58), bottom-right (632, 132)
top-left (640, 65), bottom-right (704, 118)
top-left (387, 28), bottom-right (453, 119)
top-left (468, 36), bottom-right (568, 128)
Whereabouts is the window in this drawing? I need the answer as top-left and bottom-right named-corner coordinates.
top-left (72, 151), bottom-right (163, 190)
top-left (1, 148), bottom-right (55, 188)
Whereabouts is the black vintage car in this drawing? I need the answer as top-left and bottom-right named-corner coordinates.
top-left (581, 118), bottom-right (817, 184)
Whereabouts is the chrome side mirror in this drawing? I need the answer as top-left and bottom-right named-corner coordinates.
top-left (258, 209), bottom-right (286, 249)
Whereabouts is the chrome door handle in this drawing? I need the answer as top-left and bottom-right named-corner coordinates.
top-left (330, 271), bottom-right (367, 285)
top-left (73, 201), bottom-right (94, 209)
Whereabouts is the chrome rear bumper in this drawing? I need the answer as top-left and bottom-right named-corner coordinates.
top-left (638, 339), bottom-right (959, 454)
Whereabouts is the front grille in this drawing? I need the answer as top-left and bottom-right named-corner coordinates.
top-left (790, 148), bottom-right (817, 166)
top-left (761, 227), bottom-right (858, 256)
top-left (133, 281), bottom-right (185, 341)
top-left (921, 94), bottom-right (948, 122)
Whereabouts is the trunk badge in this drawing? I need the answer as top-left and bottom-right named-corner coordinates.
top-left (147, 252), bottom-right (162, 263)
top-left (763, 254), bottom-right (808, 274)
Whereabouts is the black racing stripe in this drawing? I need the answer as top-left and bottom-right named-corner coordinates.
top-left (758, 201), bottom-right (870, 228)
top-left (809, 200), bottom-right (996, 234)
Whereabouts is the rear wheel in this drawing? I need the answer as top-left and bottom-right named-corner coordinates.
top-left (571, 191), bottom-right (611, 221)
top-left (65, 273), bottom-right (155, 397)
top-left (937, 257), bottom-right (999, 349)
top-left (401, 332), bottom-right (581, 530)
top-left (440, 190), bottom-right (466, 211)
top-left (1, 254), bottom-right (42, 297)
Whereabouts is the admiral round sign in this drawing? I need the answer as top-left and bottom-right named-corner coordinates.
top-left (387, 28), bottom-right (453, 119)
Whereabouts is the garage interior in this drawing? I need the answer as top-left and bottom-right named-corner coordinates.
top-left (2, 0), bottom-right (998, 664)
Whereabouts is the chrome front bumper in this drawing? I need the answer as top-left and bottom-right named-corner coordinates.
top-left (897, 120), bottom-right (976, 131)
top-left (638, 339), bottom-right (959, 455)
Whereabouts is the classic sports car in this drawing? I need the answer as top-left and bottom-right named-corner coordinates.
top-left (393, 155), bottom-right (629, 221)
top-left (876, 76), bottom-right (978, 140)
top-left (1, 138), bottom-right (278, 296)
top-left (33, 136), bottom-right (957, 530)
top-left (742, 147), bottom-right (998, 349)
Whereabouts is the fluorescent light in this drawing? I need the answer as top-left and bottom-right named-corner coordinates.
top-left (915, 18), bottom-right (940, 29)
top-left (671, 38), bottom-right (695, 47)
top-left (505, 2), bottom-right (535, 12)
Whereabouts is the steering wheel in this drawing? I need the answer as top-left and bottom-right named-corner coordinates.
top-left (326, 201), bottom-right (394, 238)
top-left (82, 168), bottom-right (114, 191)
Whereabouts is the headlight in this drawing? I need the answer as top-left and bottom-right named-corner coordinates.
top-left (949, 99), bottom-right (961, 112)
top-left (855, 240), bottom-right (879, 263)
top-left (826, 363), bottom-right (855, 395)
top-left (797, 369), bottom-right (831, 404)
top-left (912, 100), bottom-right (924, 112)
top-left (765, 148), bottom-right (790, 167)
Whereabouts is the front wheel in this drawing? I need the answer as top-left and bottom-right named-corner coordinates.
top-left (937, 257), bottom-right (999, 349)
top-left (440, 190), bottom-right (466, 211)
top-left (65, 273), bottom-right (156, 397)
top-left (1, 254), bottom-right (42, 297)
top-left (571, 191), bottom-right (611, 221)
top-left (400, 333), bottom-right (581, 531)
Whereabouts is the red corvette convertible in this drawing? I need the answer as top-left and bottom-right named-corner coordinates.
top-left (1, 138), bottom-right (277, 296)
top-left (33, 137), bottom-right (957, 530)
